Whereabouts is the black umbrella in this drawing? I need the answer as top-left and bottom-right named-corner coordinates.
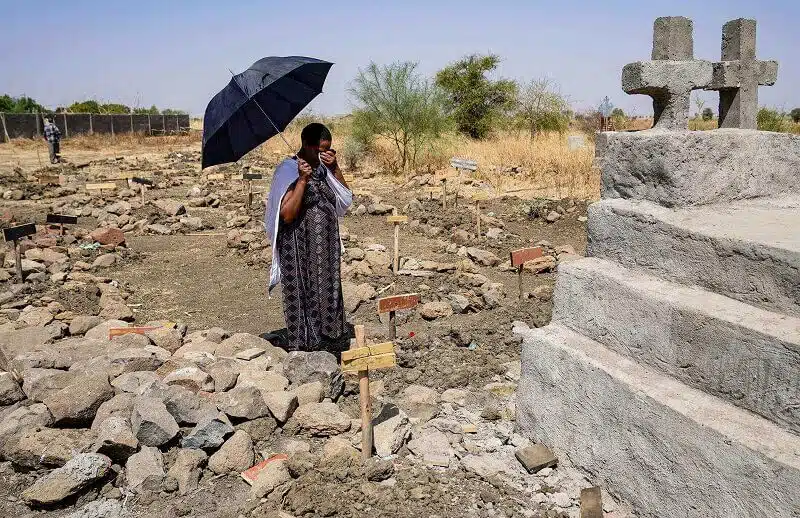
top-left (201, 56), bottom-right (333, 169)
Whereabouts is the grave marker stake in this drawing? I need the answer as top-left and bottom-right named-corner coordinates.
top-left (3, 223), bottom-right (37, 282)
top-left (354, 325), bottom-right (372, 460)
top-left (510, 247), bottom-right (545, 299)
top-left (476, 199), bottom-right (481, 239)
top-left (377, 293), bottom-right (419, 340)
top-left (387, 210), bottom-right (408, 274)
top-left (441, 178), bottom-right (447, 209)
top-left (46, 214), bottom-right (77, 236)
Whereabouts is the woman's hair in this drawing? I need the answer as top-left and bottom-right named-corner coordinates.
top-left (300, 123), bottom-right (332, 146)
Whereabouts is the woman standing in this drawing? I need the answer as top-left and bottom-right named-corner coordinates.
top-left (264, 123), bottom-right (352, 353)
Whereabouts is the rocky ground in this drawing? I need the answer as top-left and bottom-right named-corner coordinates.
top-left (0, 145), bottom-right (635, 517)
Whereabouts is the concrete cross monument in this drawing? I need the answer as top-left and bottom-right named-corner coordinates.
top-left (622, 16), bottom-right (712, 129)
top-left (705, 18), bottom-right (778, 129)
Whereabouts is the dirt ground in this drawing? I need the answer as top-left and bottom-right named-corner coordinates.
top-left (0, 139), bottom-right (603, 518)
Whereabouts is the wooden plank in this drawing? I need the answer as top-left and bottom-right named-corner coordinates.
top-left (206, 173), bottom-right (225, 181)
top-left (386, 215), bottom-right (408, 224)
top-left (108, 326), bottom-right (158, 339)
top-left (343, 174), bottom-right (355, 183)
top-left (580, 487), bottom-right (603, 518)
top-left (510, 246), bottom-right (544, 267)
top-left (2, 223), bottom-right (36, 242)
top-left (472, 191), bottom-right (490, 201)
top-left (46, 214), bottom-right (78, 225)
top-left (342, 352), bottom-right (397, 373)
top-left (86, 182), bottom-right (117, 191)
top-left (341, 342), bottom-right (395, 362)
top-left (377, 293), bottom-right (420, 313)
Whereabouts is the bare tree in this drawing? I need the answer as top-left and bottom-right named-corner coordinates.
top-left (516, 78), bottom-right (570, 138)
top-left (693, 93), bottom-right (705, 118)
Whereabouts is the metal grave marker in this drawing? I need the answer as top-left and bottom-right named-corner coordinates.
top-left (510, 246), bottom-right (545, 299)
top-left (3, 223), bottom-right (37, 281)
top-left (131, 177), bottom-right (153, 203)
top-left (46, 214), bottom-right (78, 236)
top-left (377, 293), bottom-right (419, 339)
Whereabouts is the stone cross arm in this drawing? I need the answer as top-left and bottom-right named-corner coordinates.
top-left (708, 60), bottom-right (778, 90)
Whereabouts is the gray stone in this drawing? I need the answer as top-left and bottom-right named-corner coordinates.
top-left (84, 320), bottom-right (129, 341)
top-left (0, 371), bottom-right (24, 405)
top-left (292, 402), bottom-right (351, 436)
top-left (108, 347), bottom-right (169, 377)
top-left (144, 327), bottom-right (183, 353)
top-left (181, 412), bottom-right (234, 449)
top-left (545, 211), bottom-right (561, 223)
top-left (250, 458), bottom-right (291, 498)
top-left (2, 426), bottom-right (95, 468)
top-left (515, 444), bottom-right (558, 473)
top-left (92, 393), bottom-right (134, 430)
top-left (400, 384), bottom-right (440, 421)
top-left (19, 307), bottom-right (55, 327)
top-left (215, 333), bottom-right (286, 363)
top-left (92, 416), bottom-right (139, 462)
top-left (342, 281), bottom-right (376, 312)
top-left (705, 19), bottom-right (778, 129)
top-left (0, 326), bottom-right (53, 370)
top-left (283, 351), bottom-right (344, 399)
top-left (131, 396), bottom-right (180, 447)
top-left (125, 446), bottom-right (164, 491)
top-left (22, 453), bottom-right (111, 505)
top-left (263, 391), bottom-right (298, 424)
top-left (63, 499), bottom-right (123, 518)
top-left (208, 430), bottom-right (254, 474)
top-left (111, 371), bottom-right (160, 394)
top-left (69, 316), bottom-right (104, 336)
top-left (207, 359), bottom-right (239, 392)
top-left (293, 381), bottom-right (324, 406)
top-left (44, 373), bottom-right (114, 426)
top-left (152, 199), bottom-right (186, 216)
top-left (596, 130), bottom-right (800, 207)
top-left (166, 448), bottom-right (207, 495)
top-left (407, 429), bottom-right (454, 465)
top-left (22, 368), bottom-right (77, 402)
top-left (143, 383), bottom-right (217, 425)
top-left (92, 254), bottom-right (118, 268)
top-left (163, 365), bottom-right (214, 392)
top-left (373, 407), bottom-right (411, 457)
top-left (420, 301), bottom-right (453, 321)
top-left (215, 386), bottom-right (270, 420)
top-left (236, 370), bottom-right (289, 392)
top-left (466, 247), bottom-right (500, 266)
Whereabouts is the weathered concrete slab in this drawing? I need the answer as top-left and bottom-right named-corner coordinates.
top-left (587, 197), bottom-right (800, 317)
top-left (516, 323), bottom-right (800, 518)
top-left (554, 257), bottom-right (800, 433)
top-left (597, 129), bottom-right (800, 206)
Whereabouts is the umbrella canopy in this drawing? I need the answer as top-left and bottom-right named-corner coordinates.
top-left (202, 56), bottom-right (333, 169)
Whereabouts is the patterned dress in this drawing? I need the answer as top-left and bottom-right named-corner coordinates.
top-left (277, 165), bottom-right (348, 353)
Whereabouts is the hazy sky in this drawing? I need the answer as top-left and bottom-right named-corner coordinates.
top-left (2, 0), bottom-right (797, 117)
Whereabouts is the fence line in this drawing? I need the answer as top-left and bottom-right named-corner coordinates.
top-left (0, 113), bottom-right (191, 142)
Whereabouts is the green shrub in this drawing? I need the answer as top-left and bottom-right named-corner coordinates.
top-left (757, 108), bottom-right (787, 132)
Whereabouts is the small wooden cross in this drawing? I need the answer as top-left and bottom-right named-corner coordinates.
top-left (510, 247), bottom-right (544, 299)
top-left (342, 325), bottom-right (397, 460)
top-left (85, 182), bottom-right (117, 197)
top-left (46, 214), bottom-right (78, 236)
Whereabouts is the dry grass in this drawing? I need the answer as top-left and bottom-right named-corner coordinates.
top-left (260, 125), bottom-right (598, 200)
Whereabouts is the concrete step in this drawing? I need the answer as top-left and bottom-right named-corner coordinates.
top-left (553, 257), bottom-right (800, 434)
top-left (515, 322), bottom-right (800, 518)
top-left (588, 196), bottom-right (800, 317)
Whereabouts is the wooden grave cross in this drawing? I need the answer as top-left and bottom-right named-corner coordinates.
top-left (377, 293), bottom-right (419, 339)
top-left (341, 324), bottom-right (397, 459)
top-left (46, 214), bottom-right (78, 236)
top-left (386, 209), bottom-right (408, 273)
top-left (472, 191), bottom-right (490, 240)
top-left (206, 173), bottom-right (226, 182)
top-left (241, 173), bottom-right (263, 209)
top-left (510, 246), bottom-right (544, 299)
top-left (449, 157), bottom-right (477, 206)
top-left (131, 177), bottom-right (154, 204)
top-left (3, 223), bottom-right (37, 282)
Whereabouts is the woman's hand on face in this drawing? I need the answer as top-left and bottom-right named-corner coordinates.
top-left (298, 158), bottom-right (313, 179)
top-left (320, 150), bottom-right (338, 171)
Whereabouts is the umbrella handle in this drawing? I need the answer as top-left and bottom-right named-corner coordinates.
top-left (228, 69), bottom-right (296, 155)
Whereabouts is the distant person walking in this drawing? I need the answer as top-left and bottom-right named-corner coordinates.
top-left (43, 116), bottom-right (61, 164)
